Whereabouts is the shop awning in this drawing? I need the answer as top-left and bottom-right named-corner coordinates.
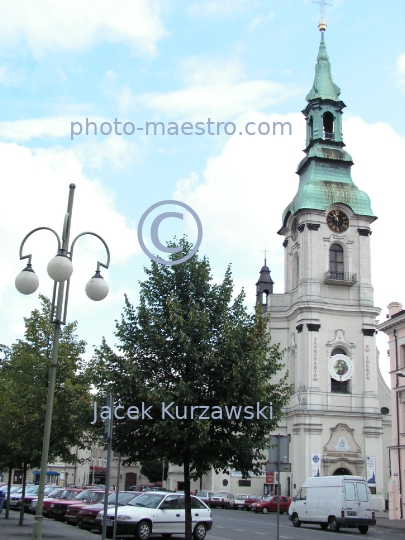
top-left (33, 471), bottom-right (59, 476)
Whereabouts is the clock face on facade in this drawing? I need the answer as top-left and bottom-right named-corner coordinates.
top-left (327, 209), bottom-right (349, 233)
top-left (291, 218), bottom-right (298, 241)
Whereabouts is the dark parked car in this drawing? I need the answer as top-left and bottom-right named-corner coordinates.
top-left (252, 495), bottom-right (292, 514)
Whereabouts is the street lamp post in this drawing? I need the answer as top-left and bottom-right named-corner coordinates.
top-left (15, 184), bottom-right (110, 540)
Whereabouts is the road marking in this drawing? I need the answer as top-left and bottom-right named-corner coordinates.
top-left (233, 529), bottom-right (245, 531)
top-left (253, 533), bottom-right (266, 535)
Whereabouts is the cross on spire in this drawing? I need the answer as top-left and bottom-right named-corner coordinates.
top-left (259, 247), bottom-right (270, 266)
top-left (312, 0), bottom-right (333, 20)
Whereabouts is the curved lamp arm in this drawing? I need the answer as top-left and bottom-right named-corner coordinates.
top-left (62, 232), bottom-right (110, 324)
top-left (69, 231), bottom-right (110, 270)
top-left (19, 227), bottom-right (62, 264)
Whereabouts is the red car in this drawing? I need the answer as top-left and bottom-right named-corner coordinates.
top-left (77, 491), bottom-right (141, 531)
top-left (43, 489), bottom-right (82, 517)
top-left (65, 490), bottom-right (112, 525)
top-left (47, 488), bottom-right (92, 519)
top-left (243, 494), bottom-right (263, 510)
top-left (253, 495), bottom-right (292, 514)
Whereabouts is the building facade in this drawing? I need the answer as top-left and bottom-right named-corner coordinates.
top-left (259, 23), bottom-right (391, 510)
top-left (377, 302), bottom-right (405, 519)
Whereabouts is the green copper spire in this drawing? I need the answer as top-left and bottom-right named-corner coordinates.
top-left (279, 26), bottom-right (376, 230)
top-left (306, 32), bottom-right (341, 102)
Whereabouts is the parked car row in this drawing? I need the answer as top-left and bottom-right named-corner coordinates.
top-left (7, 487), bottom-right (212, 540)
top-left (194, 491), bottom-right (292, 514)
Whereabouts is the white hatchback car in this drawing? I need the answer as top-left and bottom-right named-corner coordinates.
top-left (96, 491), bottom-right (212, 540)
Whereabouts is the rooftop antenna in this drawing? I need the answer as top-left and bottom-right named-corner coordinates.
top-left (312, 0), bottom-right (332, 31)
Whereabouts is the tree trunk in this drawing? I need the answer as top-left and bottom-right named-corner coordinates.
top-left (5, 463), bottom-right (12, 519)
top-left (184, 454), bottom-right (192, 540)
top-left (18, 463), bottom-right (27, 526)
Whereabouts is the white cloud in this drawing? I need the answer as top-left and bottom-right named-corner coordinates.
top-left (0, 141), bottom-right (140, 349)
top-left (0, 0), bottom-right (167, 57)
top-left (0, 116), bottom-right (87, 142)
top-left (248, 13), bottom-right (274, 32)
top-left (188, 0), bottom-right (248, 18)
top-left (120, 57), bottom-right (300, 119)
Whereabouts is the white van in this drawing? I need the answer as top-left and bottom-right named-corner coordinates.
top-left (288, 476), bottom-right (376, 534)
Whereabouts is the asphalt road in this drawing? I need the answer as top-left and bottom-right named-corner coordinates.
top-left (206, 509), bottom-right (404, 540)
top-left (1, 507), bottom-right (404, 540)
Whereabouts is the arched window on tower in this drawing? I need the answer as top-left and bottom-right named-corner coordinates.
top-left (308, 116), bottom-right (313, 141)
top-left (329, 244), bottom-right (344, 280)
top-left (330, 347), bottom-right (350, 394)
top-left (323, 111), bottom-right (334, 140)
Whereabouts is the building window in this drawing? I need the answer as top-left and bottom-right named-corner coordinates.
top-left (329, 244), bottom-right (344, 279)
top-left (308, 116), bottom-right (313, 140)
top-left (323, 111), bottom-right (334, 140)
top-left (331, 347), bottom-right (350, 393)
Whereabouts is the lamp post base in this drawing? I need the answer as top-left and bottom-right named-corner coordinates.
top-left (32, 515), bottom-right (44, 540)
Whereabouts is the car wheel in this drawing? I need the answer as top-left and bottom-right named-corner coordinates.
top-left (358, 526), bottom-right (368, 534)
top-left (320, 523), bottom-right (328, 530)
top-left (262, 507), bottom-right (268, 514)
top-left (329, 517), bottom-right (340, 532)
top-left (77, 521), bottom-right (83, 529)
top-left (292, 513), bottom-right (301, 527)
top-left (193, 522), bottom-right (207, 540)
top-left (135, 520), bottom-right (151, 540)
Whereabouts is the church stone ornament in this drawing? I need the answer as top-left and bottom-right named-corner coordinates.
top-left (329, 353), bottom-right (353, 381)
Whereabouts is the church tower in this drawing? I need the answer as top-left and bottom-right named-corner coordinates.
top-left (265, 21), bottom-right (391, 509)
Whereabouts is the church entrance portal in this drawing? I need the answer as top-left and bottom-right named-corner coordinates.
top-left (333, 467), bottom-right (352, 476)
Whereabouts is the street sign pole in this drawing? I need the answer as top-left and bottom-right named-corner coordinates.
top-left (101, 394), bottom-right (113, 540)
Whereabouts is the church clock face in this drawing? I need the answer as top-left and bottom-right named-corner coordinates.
top-left (327, 209), bottom-right (349, 233)
top-left (291, 218), bottom-right (298, 241)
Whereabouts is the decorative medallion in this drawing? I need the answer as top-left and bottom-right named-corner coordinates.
top-left (328, 353), bottom-right (353, 381)
top-left (327, 209), bottom-right (349, 233)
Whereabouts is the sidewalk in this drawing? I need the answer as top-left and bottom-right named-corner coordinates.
top-left (374, 510), bottom-right (405, 531)
top-left (0, 510), bottom-right (97, 539)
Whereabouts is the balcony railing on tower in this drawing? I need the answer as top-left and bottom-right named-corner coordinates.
top-left (324, 270), bottom-right (357, 286)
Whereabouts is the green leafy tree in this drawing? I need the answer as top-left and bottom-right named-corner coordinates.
top-left (0, 295), bottom-right (94, 522)
top-left (89, 240), bottom-right (289, 540)
top-left (140, 459), bottom-right (168, 484)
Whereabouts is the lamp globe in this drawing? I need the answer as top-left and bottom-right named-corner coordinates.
top-left (85, 271), bottom-right (109, 301)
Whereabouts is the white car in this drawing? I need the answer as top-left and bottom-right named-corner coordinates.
top-left (96, 491), bottom-right (212, 540)
top-left (234, 493), bottom-right (249, 509)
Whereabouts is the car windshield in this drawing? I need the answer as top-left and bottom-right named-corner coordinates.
top-left (75, 490), bottom-right (92, 500)
top-left (26, 486), bottom-right (39, 494)
top-left (49, 488), bottom-right (63, 497)
top-left (249, 495), bottom-right (262, 499)
top-left (236, 495), bottom-right (247, 500)
top-left (129, 493), bottom-right (165, 508)
top-left (86, 492), bottom-right (103, 503)
top-left (263, 496), bottom-right (273, 501)
top-left (60, 490), bottom-right (78, 500)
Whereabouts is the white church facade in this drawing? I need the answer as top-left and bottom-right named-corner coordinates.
top-left (256, 23), bottom-right (391, 511)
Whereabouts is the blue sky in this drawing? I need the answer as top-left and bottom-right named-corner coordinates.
top-left (1, 0), bottom-right (404, 382)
